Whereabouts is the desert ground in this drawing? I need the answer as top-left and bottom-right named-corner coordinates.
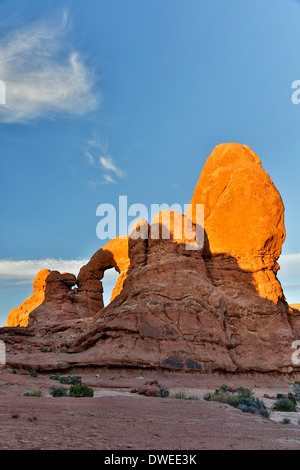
top-left (1, 366), bottom-right (300, 450)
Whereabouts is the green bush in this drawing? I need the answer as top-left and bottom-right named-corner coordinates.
top-left (60, 372), bottom-right (81, 385)
top-left (170, 391), bottom-right (199, 400)
top-left (236, 397), bottom-right (269, 418)
top-left (282, 418), bottom-right (291, 424)
top-left (292, 382), bottom-right (300, 401)
top-left (50, 374), bottom-right (61, 381)
top-left (204, 391), bottom-right (239, 407)
top-left (29, 370), bottom-right (38, 378)
top-left (273, 398), bottom-right (297, 412)
top-left (158, 387), bottom-right (170, 398)
top-left (69, 383), bottom-right (94, 398)
top-left (23, 390), bottom-right (42, 397)
top-left (50, 385), bottom-right (69, 397)
top-left (233, 387), bottom-right (253, 399)
top-left (204, 385), bottom-right (269, 418)
top-left (170, 391), bottom-right (188, 400)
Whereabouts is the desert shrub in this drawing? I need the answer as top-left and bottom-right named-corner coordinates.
top-left (236, 397), bottom-right (269, 418)
top-left (170, 391), bottom-right (188, 400)
top-left (69, 384), bottom-right (94, 398)
top-left (288, 393), bottom-right (297, 405)
top-left (273, 398), bottom-right (297, 412)
top-left (282, 418), bottom-right (291, 424)
top-left (23, 390), bottom-right (42, 397)
top-left (170, 391), bottom-right (199, 400)
top-left (158, 387), bottom-right (170, 398)
top-left (60, 372), bottom-right (81, 385)
top-left (50, 385), bottom-right (69, 397)
top-left (204, 391), bottom-right (239, 407)
top-left (29, 370), bottom-right (38, 378)
top-left (291, 382), bottom-right (300, 401)
top-left (233, 387), bottom-right (253, 399)
top-left (50, 374), bottom-right (61, 381)
top-left (204, 385), bottom-right (269, 418)
top-left (219, 384), bottom-right (229, 393)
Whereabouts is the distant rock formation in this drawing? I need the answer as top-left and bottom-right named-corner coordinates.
top-left (3, 143), bottom-right (300, 374)
top-left (5, 269), bottom-right (52, 327)
top-left (5, 268), bottom-right (90, 327)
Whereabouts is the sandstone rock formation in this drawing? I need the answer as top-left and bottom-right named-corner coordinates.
top-left (2, 142), bottom-right (300, 374)
top-left (76, 236), bottom-right (130, 315)
top-left (185, 143), bottom-right (286, 304)
top-left (5, 268), bottom-right (89, 327)
top-left (5, 237), bottom-right (130, 328)
top-left (5, 269), bottom-right (52, 327)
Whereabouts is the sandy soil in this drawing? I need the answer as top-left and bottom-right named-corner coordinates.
top-left (0, 366), bottom-right (300, 450)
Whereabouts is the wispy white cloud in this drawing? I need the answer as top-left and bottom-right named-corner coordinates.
top-left (100, 155), bottom-right (127, 179)
top-left (84, 151), bottom-right (95, 166)
top-left (0, 259), bottom-right (120, 285)
top-left (84, 138), bottom-right (127, 185)
top-left (0, 258), bottom-right (89, 282)
top-left (102, 174), bottom-right (117, 185)
top-left (0, 12), bottom-right (99, 123)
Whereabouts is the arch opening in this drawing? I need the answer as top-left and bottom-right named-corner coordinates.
top-left (101, 267), bottom-right (119, 307)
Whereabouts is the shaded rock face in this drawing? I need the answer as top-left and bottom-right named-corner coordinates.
top-left (69, 208), bottom-right (296, 373)
top-left (76, 236), bottom-right (130, 315)
top-left (3, 143), bottom-right (300, 374)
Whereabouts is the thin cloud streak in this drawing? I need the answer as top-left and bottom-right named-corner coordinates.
top-left (0, 258), bottom-right (119, 285)
top-left (100, 155), bottom-right (127, 179)
top-left (0, 258), bottom-right (88, 281)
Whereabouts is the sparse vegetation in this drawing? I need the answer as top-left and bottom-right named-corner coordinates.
top-left (170, 391), bottom-right (187, 400)
top-left (272, 398), bottom-right (297, 412)
top-left (49, 374), bottom-right (61, 381)
top-left (292, 382), bottom-right (300, 401)
top-left (29, 370), bottom-right (38, 377)
top-left (169, 391), bottom-right (199, 400)
top-left (204, 384), bottom-right (269, 418)
top-left (69, 383), bottom-right (94, 398)
top-left (60, 372), bottom-right (81, 385)
top-left (282, 418), bottom-right (291, 424)
top-left (50, 385), bottom-right (69, 397)
top-left (23, 390), bottom-right (42, 397)
top-left (158, 387), bottom-right (170, 398)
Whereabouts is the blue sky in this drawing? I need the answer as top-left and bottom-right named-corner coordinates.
top-left (1, 0), bottom-right (300, 325)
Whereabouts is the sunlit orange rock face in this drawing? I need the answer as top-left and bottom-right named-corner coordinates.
top-left (186, 143), bottom-right (286, 304)
top-left (5, 268), bottom-right (90, 327)
top-left (3, 143), bottom-right (300, 374)
top-left (5, 269), bottom-right (51, 327)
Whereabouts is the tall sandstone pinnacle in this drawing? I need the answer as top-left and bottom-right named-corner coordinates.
top-left (3, 143), bottom-right (300, 373)
top-left (185, 143), bottom-right (286, 304)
